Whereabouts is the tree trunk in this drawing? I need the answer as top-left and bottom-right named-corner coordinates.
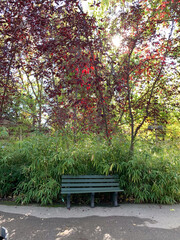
top-left (129, 135), bottom-right (135, 157)
top-left (0, 51), bottom-right (15, 118)
top-left (38, 102), bottom-right (42, 132)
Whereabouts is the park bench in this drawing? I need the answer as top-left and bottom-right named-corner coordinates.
top-left (61, 175), bottom-right (124, 209)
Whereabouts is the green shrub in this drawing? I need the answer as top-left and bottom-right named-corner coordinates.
top-left (118, 157), bottom-right (179, 204)
top-left (0, 141), bottom-right (31, 197)
top-left (0, 133), bottom-right (179, 205)
top-left (0, 127), bottom-right (9, 139)
top-left (14, 170), bottom-right (60, 205)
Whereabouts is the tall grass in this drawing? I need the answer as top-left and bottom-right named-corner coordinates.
top-left (0, 132), bottom-right (179, 205)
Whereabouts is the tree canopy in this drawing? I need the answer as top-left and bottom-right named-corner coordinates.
top-left (0, 0), bottom-right (179, 152)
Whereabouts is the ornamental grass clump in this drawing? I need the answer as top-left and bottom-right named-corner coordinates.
top-left (0, 133), bottom-right (179, 205)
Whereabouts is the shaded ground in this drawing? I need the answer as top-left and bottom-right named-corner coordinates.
top-left (0, 211), bottom-right (180, 240)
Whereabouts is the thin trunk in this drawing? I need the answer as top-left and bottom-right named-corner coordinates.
top-left (38, 101), bottom-right (42, 132)
top-left (38, 79), bottom-right (43, 132)
top-left (126, 41), bottom-right (137, 156)
top-left (19, 127), bottom-right (22, 141)
top-left (129, 137), bottom-right (135, 155)
top-left (73, 88), bottom-right (78, 143)
top-left (0, 51), bottom-right (15, 118)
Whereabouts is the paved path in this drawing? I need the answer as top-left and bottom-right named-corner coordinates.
top-left (0, 204), bottom-right (180, 240)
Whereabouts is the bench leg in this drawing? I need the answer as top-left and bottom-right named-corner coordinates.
top-left (113, 192), bottom-right (118, 207)
top-left (67, 194), bottom-right (71, 209)
top-left (91, 193), bottom-right (95, 208)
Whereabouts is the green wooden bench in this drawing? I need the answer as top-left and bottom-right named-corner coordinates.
top-left (61, 175), bottom-right (124, 209)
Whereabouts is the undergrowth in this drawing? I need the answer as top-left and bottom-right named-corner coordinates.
top-left (0, 133), bottom-right (179, 205)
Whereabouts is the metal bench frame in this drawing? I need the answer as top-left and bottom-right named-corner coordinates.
top-left (61, 175), bottom-right (124, 209)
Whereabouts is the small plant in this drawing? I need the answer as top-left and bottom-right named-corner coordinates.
top-left (0, 127), bottom-right (9, 139)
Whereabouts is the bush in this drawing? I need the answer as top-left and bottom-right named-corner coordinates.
top-left (119, 156), bottom-right (180, 204)
top-left (0, 141), bottom-right (30, 198)
top-left (0, 133), bottom-right (179, 205)
top-left (0, 127), bottom-right (9, 139)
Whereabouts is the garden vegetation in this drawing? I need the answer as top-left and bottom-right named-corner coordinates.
top-left (0, 132), bottom-right (179, 205)
top-left (0, 0), bottom-right (179, 206)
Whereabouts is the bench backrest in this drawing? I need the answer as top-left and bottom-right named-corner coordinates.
top-left (61, 175), bottom-right (122, 194)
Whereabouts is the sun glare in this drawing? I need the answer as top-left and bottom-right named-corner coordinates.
top-left (112, 35), bottom-right (121, 48)
top-left (81, 0), bottom-right (89, 13)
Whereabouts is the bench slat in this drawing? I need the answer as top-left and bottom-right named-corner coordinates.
top-left (61, 189), bottom-right (123, 194)
top-left (62, 175), bottom-right (119, 179)
top-left (61, 187), bottom-right (123, 194)
top-left (62, 179), bottom-right (118, 183)
top-left (61, 183), bottom-right (119, 187)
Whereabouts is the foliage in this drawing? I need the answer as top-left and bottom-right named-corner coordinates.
top-left (0, 0), bottom-right (179, 205)
top-left (0, 133), bottom-right (179, 205)
top-left (119, 141), bottom-right (180, 203)
top-left (1, 0), bottom-right (179, 151)
top-left (0, 127), bottom-right (9, 138)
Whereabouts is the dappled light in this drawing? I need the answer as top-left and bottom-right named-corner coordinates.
top-left (103, 233), bottom-right (116, 240)
top-left (0, 216), bottom-right (15, 224)
top-left (112, 35), bottom-right (122, 48)
top-left (56, 227), bottom-right (77, 239)
top-left (9, 229), bottom-right (16, 239)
